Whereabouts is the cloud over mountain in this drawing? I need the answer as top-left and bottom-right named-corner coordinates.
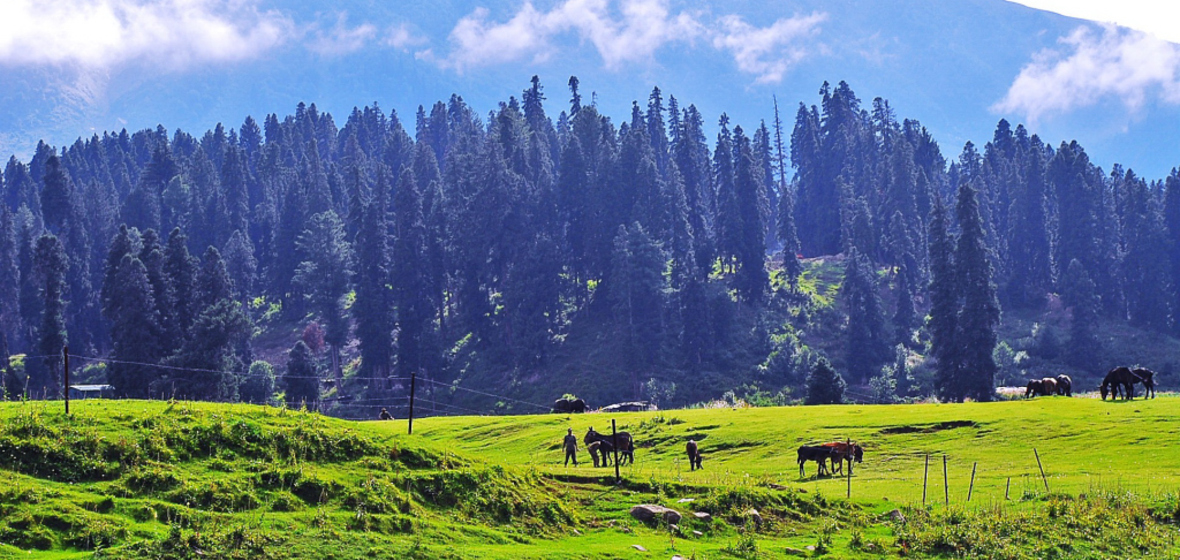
top-left (995, 24), bottom-right (1180, 121)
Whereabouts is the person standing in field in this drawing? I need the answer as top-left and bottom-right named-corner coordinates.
top-left (563, 428), bottom-right (579, 466)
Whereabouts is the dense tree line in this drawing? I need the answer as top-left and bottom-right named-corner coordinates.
top-left (0, 78), bottom-right (1177, 409)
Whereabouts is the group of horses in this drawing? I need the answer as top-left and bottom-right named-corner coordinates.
top-left (796, 442), bottom-right (865, 478)
top-left (1025, 374), bottom-right (1072, 397)
top-left (1100, 367), bottom-right (1156, 400)
top-left (1024, 367), bottom-right (1159, 400)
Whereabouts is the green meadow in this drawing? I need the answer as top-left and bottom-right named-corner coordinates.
top-left (1, 396), bottom-right (1179, 559)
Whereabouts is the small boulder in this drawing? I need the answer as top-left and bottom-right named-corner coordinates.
top-left (886, 509), bottom-right (906, 523)
top-left (805, 545), bottom-right (816, 552)
top-left (693, 511), bottom-right (712, 522)
top-left (632, 544), bottom-right (647, 552)
top-left (784, 547), bottom-right (807, 556)
top-left (692, 530), bottom-right (703, 537)
top-left (745, 508), bottom-right (763, 526)
top-left (677, 498), bottom-right (695, 503)
top-left (630, 504), bottom-right (683, 525)
top-left (767, 483), bottom-right (788, 491)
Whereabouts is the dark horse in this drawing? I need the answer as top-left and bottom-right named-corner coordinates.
top-left (585, 428), bottom-right (634, 465)
top-left (1101, 367), bottom-right (1142, 400)
top-left (686, 440), bottom-right (703, 471)
top-left (1132, 368), bottom-right (1157, 399)
top-left (552, 398), bottom-right (588, 413)
top-left (1025, 379), bottom-right (1054, 398)
top-left (797, 446), bottom-right (837, 478)
top-left (1055, 374), bottom-right (1073, 397)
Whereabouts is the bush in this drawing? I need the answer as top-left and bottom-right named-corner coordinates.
top-left (805, 357), bottom-right (846, 405)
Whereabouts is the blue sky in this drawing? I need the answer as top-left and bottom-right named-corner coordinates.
top-left (2, 0), bottom-right (1180, 178)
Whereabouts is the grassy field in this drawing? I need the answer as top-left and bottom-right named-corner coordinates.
top-left (1, 397), bottom-right (1179, 559)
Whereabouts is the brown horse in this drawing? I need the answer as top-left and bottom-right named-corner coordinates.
top-left (821, 441), bottom-right (864, 475)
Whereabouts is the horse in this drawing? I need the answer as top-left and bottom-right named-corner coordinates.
top-left (1101, 367), bottom-right (1141, 400)
top-left (585, 428), bottom-right (634, 465)
top-left (821, 442), bottom-right (864, 475)
top-left (686, 440), bottom-right (703, 471)
top-left (1040, 377), bottom-right (1057, 396)
top-left (552, 398), bottom-right (588, 413)
top-left (797, 446), bottom-right (837, 478)
top-left (587, 441), bottom-right (612, 467)
top-left (1055, 374), bottom-right (1072, 397)
top-left (1025, 379), bottom-right (1046, 398)
top-left (1132, 368), bottom-right (1157, 399)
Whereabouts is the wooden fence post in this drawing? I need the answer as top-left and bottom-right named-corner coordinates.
top-left (1034, 448), bottom-right (1049, 493)
top-left (922, 454), bottom-right (929, 505)
top-left (967, 462), bottom-right (977, 502)
top-left (942, 455), bottom-right (949, 507)
top-left (611, 419), bottom-right (621, 484)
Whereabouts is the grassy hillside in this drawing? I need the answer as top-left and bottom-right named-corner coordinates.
top-left (2, 398), bottom-right (1180, 559)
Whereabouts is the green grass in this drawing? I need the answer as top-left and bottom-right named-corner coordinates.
top-left (1, 397), bottom-right (1179, 558)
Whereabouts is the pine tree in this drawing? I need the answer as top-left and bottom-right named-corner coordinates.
top-left (197, 246), bottom-right (235, 311)
top-left (353, 170), bottom-right (394, 381)
top-left (391, 167), bottom-right (432, 379)
top-left (164, 227), bottom-right (199, 338)
top-left (953, 182), bottom-right (1000, 402)
top-left (222, 230), bottom-right (257, 302)
top-left (167, 298), bottom-right (251, 401)
top-left (611, 223), bottom-right (668, 396)
top-left (928, 198), bottom-right (959, 401)
top-left (1004, 137), bottom-right (1053, 307)
top-left (805, 357), bottom-right (846, 405)
top-left (284, 340), bottom-right (320, 409)
top-left (1121, 173), bottom-right (1171, 331)
top-left (1061, 259), bottom-right (1101, 369)
top-left (0, 207), bottom-right (19, 350)
top-left (293, 210), bottom-right (353, 383)
top-left (29, 234), bottom-right (68, 398)
top-left (732, 126), bottom-right (769, 302)
top-left (842, 248), bottom-right (890, 382)
top-left (40, 156), bottom-right (73, 233)
top-left (105, 255), bottom-right (162, 398)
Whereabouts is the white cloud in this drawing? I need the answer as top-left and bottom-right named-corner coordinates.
top-left (435, 0), bottom-right (824, 82)
top-left (307, 13), bottom-right (378, 57)
top-left (1005, 1), bottom-right (1180, 45)
top-left (383, 23), bottom-right (428, 51)
top-left (712, 13), bottom-right (827, 84)
top-left (0, 0), bottom-right (293, 70)
top-left (438, 0), bottom-right (706, 73)
top-left (994, 25), bottom-right (1180, 121)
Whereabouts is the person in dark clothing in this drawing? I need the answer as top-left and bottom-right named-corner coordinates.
top-left (379, 408), bottom-right (392, 420)
top-left (563, 428), bottom-right (579, 466)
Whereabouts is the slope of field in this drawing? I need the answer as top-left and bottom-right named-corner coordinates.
top-left (1, 398), bottom-right (1179, 559)
top-left (407, 394), bottom-right (1180, 502)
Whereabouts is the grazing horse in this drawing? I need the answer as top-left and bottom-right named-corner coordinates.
top-left (585, 428), bottom-right (634, 465)
top-left (1101, 367), bottom-right (1142, 400)
top-left (1132, 368), bottom-right (1157, 399)
top-left (797, 446), bottom-right (837, 478)
top-left (1025, 379), bottom-right (1046, 398)
top-left (1055, 374), bottom-right (1072, 397)
top-left (821, 442), bottom-right (864, 475)
top-left (686, 440), bottom-right (703, 471)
